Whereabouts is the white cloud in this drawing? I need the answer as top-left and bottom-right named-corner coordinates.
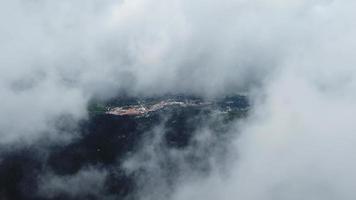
top-left (38, 167), bottom-right (108, 198)
top-left (2, 0), bottom-right (356, 199)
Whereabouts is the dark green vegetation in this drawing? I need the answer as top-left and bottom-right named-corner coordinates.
top-left (0, 94), bottom-right (249, 200)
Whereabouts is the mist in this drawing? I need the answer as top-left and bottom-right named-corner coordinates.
top-left (0, 0), bottom-right (269, 144)
top-left (1, 0), bottom-right (356, 199)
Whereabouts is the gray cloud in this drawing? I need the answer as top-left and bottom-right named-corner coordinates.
top-left (156, 1), bottom-right (356, 200)
top-left (38, 167), bottom-right (108, 199)
top-left (2, 0), bottom-right (356, 199)
top-left (1, 0), bottom-right (278, 144)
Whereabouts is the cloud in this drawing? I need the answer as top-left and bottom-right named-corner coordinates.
top-left (0, 0), bottom-right (275, 144)
top-left (38, 167), bottom-right (108, 199)
top-left (122, 112), bottom-right (239, 200)
top-left (142, 1), bottom-right (356, 200)
top-left (2, 0), bottom-right (356, 199)
top-left (0, 0), bottom-right (309, 143)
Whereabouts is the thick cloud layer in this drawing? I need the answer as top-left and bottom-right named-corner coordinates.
top-left (159, 1), bottom-right (356, 200)
top-left (0, 0), bottom-right (271, 144)
top-left (0, 0), bottom-right (310, 143)
top-left (1, 0), bottom-right (356, 199)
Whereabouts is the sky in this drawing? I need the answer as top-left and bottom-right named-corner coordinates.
top-left (1, 0), bottom-right (356, 199)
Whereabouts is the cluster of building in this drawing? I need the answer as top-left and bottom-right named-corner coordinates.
top-left (106, 100), bottom-right (208, 116)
